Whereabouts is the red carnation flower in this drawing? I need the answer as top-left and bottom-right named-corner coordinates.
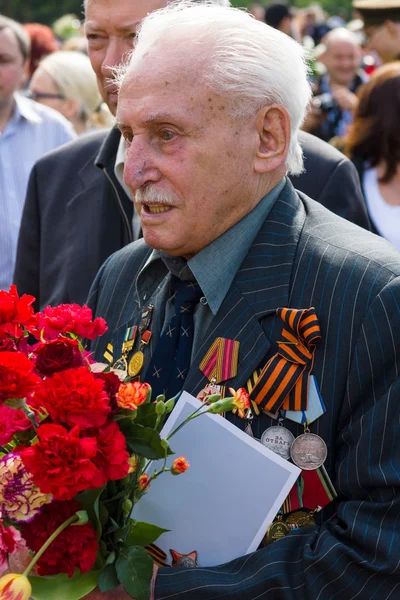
top-left (29, 367), bottom-right (111, 429)
top-left (91, 421), bottom-right (129, 482)
top-left (35, 338), bottom-right (84, 376)
top-left (21, 500), bottom-right (98, 577)
top-left (93, 371), bottom-right (121, 412)
top-left (29, 304), bottom-right (107, 341)
top-left (20, 424), bottom-right (104, 500)
top-left (0, 352), bottom-right (40, 403)
top-left (0, 285), bottom-right (36, 339)
top-left (0, 405), bottom-right (31, 445)
top-left (0, 338), bottom-right (17, 353)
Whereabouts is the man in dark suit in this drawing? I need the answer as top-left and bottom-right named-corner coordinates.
top-left (13, 1), bottom-right (369, 311)
top-left (87, 3), bottom-right (400, 599)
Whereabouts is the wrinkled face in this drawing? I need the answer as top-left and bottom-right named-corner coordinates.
top-left (365, 22), bottom-right (400, 64)
top-left (117, 48), bottom-right (260, 258)
top-left (85, 0), bottom-right (167, 115)
top-left (0, 28), bottom-right (26, 106)
top-left (29, 70), bottom-right (68, 116)
top-left (324, 39), bottom-right (361, 86)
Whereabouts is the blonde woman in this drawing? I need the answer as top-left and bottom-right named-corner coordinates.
top-left (29, 50), bottom-right (113, 134)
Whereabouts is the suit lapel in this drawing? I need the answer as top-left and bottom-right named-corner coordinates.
top-left (184, 182), bottom-right (307, 397)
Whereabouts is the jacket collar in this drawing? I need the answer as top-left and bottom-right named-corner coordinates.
top-left (183, 180), bottom-right (307, 396)
top-left (95, 125), bottom-right (122, 172)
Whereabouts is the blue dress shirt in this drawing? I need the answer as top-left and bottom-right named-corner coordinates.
top-left (0, 94), bottom-right (75, 291)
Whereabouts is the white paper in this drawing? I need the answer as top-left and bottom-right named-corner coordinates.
top-left (133, 392), bottom-right (300, 567)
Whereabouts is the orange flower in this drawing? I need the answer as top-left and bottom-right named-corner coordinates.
top-left (138, 474), bottom-right (150, 492)
top-left (0, 573), bottom-right (32, 600)
top-left (171, 456), bottom-right (190, 475)
top-left (229, 387), bottom-right (250, 419)
top-left (116, 381), bottom-right (151, 411)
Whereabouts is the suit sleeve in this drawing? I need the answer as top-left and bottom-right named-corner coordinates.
top-left (318, 157), bottom-right (371, 231)
top-left (13, 165), bottom-right (41, 310)
top-left (154, 276), bottom-right (400, 600)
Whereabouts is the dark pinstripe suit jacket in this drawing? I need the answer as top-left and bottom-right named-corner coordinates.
top-left (88, 180), bottom-right (400, 599)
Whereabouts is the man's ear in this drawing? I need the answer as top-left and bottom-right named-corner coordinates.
top-left (253, 104), bottom-right (290, 174)
top-left (21, 59), bottom-right (30, 87)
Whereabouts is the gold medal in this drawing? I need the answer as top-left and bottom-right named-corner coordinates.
top-left (128, 351), bottom-right (144, 377)
top-left (263, 516), bottom-right (291, 545)
top-left (285, 509), bottom-right (316, 527)
top-left (112, 356), bottom-right (128, 373)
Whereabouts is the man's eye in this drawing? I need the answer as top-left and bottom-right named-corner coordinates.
top-left (160, 130), bottom-right (176, 141)
top-left (128, 32), bottom-right (137, 40)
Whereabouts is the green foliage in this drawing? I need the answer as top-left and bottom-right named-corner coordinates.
top-left (0, 0), bottom-right (84, 27)
top-left (123, 423), bottom-right (171, 460)
top-left (76, 486), bottom-right (106, 538)
top-left (116, 547), bottom-right (154, 600)
top-left (126, 520), bottom-right (170, 547)
top-left (30, 570), bottom-right (99, 600)
top-left (98, 563), bottom-right (119, 593)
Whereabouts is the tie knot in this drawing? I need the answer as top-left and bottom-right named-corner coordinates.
top-left (172, 277), bottom-right (203, 312)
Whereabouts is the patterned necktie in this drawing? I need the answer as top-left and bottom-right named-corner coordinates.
top-left (144, 276), bottom-right (203, 399)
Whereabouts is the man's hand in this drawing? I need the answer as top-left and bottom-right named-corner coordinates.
top-left (83, 565), bottom-right (158, 600)
top-left (331, 84), bottom-right (359, 113)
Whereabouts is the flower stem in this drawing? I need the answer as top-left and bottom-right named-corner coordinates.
top-left (22, 514), bottom-right (79, 577)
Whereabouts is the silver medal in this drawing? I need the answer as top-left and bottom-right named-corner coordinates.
top-left (290, 432), bottom-right (327, 470)
top-left (260, 425), bottom-right (295, 460)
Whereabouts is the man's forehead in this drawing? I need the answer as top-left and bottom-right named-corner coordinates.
top-left (85, 0), bottom-right (167, 24)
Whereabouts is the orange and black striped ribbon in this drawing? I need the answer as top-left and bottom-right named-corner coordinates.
top-left (145, 543), bottom-right (167, 567)
top-left (249, 307), bottom-right (321, 415)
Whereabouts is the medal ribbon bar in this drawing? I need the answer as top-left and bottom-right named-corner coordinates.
top-left (199, 337), bottom-right (240, 384)
top-left (249, 307), bottom-right (321, 415)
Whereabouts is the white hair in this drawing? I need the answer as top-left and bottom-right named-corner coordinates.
top-left (115, 0), bottom-right (311, 175)
top-left (35, 51), bottom-right (103, 122)
top-left (323, 27), bottom-right (361, 52)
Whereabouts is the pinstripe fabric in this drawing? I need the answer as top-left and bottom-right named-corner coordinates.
top-left (88, 180), bottom-right (400, 599)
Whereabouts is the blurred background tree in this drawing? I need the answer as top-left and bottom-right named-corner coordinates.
top-left (0, 0), bottom-right (353, 26)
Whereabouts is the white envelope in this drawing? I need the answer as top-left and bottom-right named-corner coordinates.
top-left (133, 392), bottom-right (300, 567)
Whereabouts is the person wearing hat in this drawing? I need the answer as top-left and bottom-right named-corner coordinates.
top-left (354, 0), bottom-right (400, 62)
top-left (265, 2), bottom-right (293, 36)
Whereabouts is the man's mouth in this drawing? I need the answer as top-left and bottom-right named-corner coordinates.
top-left (144, 204), bottom-right (172, 214)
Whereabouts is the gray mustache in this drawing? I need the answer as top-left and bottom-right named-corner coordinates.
top-left (135, 188), bottom-right (176, 205)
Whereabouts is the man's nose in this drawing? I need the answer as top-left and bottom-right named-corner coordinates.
top-left (101, 39), bottom-right (129, 78)
top-left (124, 140), bottom-right (161, 192)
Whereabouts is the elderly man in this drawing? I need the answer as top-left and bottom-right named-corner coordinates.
top-left (13, 0), bottom-right (370, 311)
top-left (354, 0), bottom-right (400, 63)
top-left (88, 3), bottom-right (400, 599)
top-left (302, 28), bottom-right (367, 142)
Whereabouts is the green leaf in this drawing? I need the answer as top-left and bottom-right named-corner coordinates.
top-left (124, 423), bottom-right (167, 459)
top-left (116, 546), bottom-right (153, 600)
top-left (134, 403), bottom-right (159, 429)
top-left (98, 563), bottom-right (119, 593)
top-left (30, 570), bottom-right (99, 600)
top-left (76, 486), bottom-right (105, 538)
top-left (126, 520), bottom-right (170, 547)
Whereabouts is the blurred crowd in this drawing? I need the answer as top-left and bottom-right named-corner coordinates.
top-left (0, 0), bottom-right (400, 302)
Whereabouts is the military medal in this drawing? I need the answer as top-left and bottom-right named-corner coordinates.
top-left (170, 549), bottom-right (198, 568)
top-left (197, 380), bottom-right (222, 402)
top-left (199, 337), bottom-right (240, 384)
top-left (285, 507), bottom-right (320, 528)
top-left (290, 431), bottom-right (327, 470)
top-left (127, 306), bottom-right (154, 377)
top-left (112, 326), bottom-right (138, 373)
top-left (263, 515), bottom-right (291, 545)
top-left (260, 420), bottom-right (295, 460)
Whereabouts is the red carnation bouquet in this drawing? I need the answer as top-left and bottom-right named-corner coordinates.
top-left (0, 286), bottom-right (250, 600)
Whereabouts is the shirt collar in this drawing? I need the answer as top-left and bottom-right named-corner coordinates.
top-left (136, 178), bottom-right (286, 314)
top-left (188, 178), bottom-right (286, 315)
top-left (13, 94), bottom-right (42, 124)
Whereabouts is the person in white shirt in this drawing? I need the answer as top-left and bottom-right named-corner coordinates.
top-left (0, 15), bottom-right (75, 291)
top-left (346, 61), bottom-right (400, 251)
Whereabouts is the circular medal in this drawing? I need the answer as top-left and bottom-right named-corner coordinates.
top-left (290, 432), bottom-right (327, 470)
top-left (285, 509), bottom-right (316, 527)
top-left (260, 425), bottom-right (295, 460)
top-left (263, 519), bottom-right (291, 545)
top-left (128, 351), bottom-right (144, 377)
